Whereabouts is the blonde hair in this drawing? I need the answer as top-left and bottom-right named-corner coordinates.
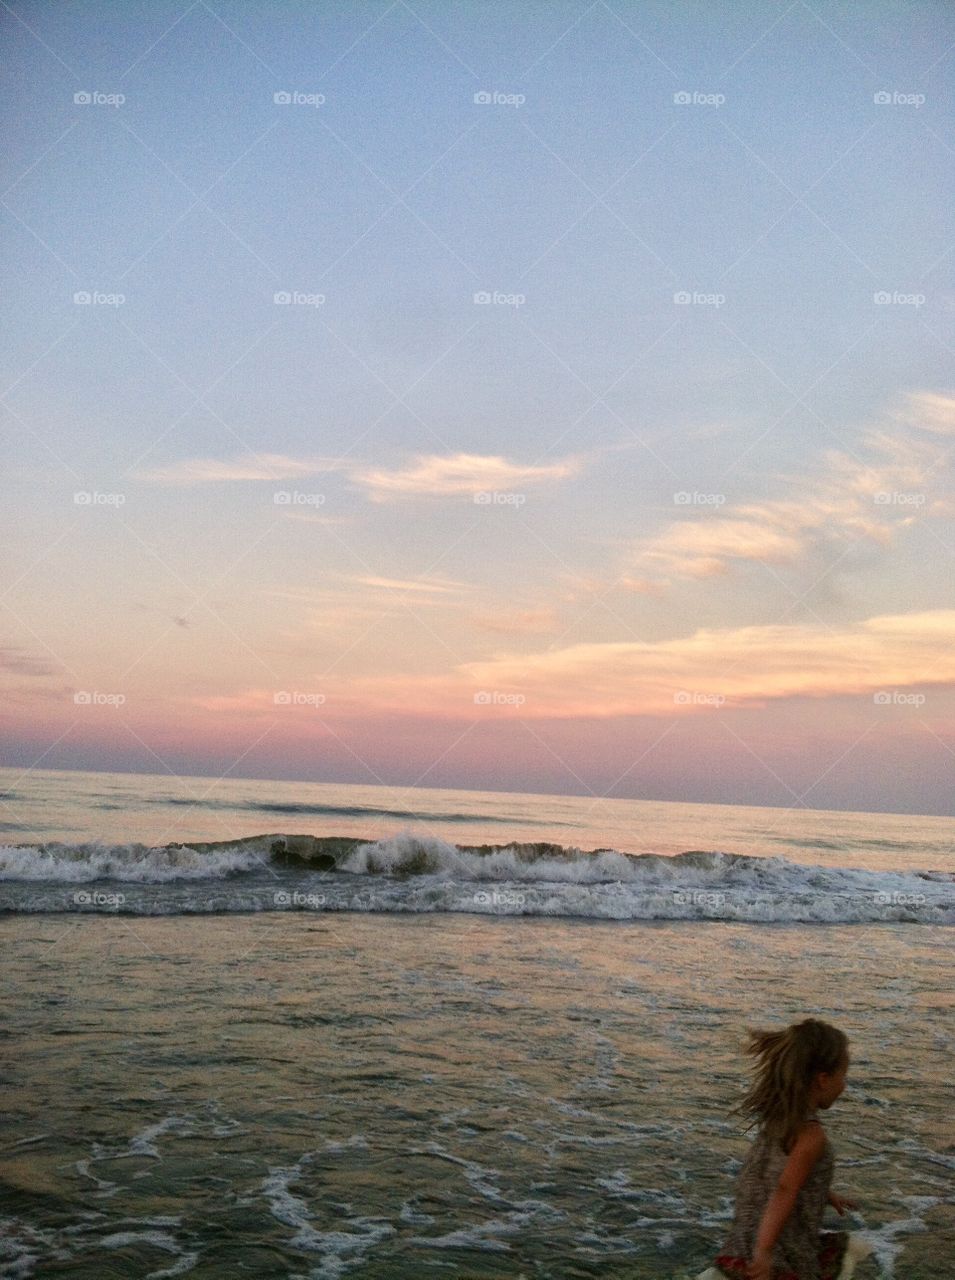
top-left (729, 1018), bottom-right (848, 1154)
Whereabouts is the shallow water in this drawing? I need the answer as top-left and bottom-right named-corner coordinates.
top-left (2, 911), bottom-right (952, 1278)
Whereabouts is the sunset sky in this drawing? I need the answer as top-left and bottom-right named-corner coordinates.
top-left (2, 1), bottom-right (954, 814)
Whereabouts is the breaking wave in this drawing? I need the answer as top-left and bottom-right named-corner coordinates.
top-left (1, 832), bottom-right (952, 924)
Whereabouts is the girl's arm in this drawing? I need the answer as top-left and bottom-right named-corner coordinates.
top-left (752, 1124), bottom-right (827, 1259)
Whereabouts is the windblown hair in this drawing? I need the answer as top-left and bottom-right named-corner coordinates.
top-left (729, 1018), bottom-right (848, 1154)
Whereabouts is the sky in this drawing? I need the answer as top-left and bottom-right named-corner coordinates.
top-left (1, 0), bottom-right (954, 815)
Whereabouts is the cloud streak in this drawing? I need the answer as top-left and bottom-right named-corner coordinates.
top-left (349, 452), bottom-right (581, 500)
top-left (337, 607), bottom-right (955, 718)
top-left (625, 391), bottom-right (955, 586)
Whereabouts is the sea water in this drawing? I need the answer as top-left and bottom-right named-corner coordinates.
top-left (1, 765), bottom-right (953, 1278)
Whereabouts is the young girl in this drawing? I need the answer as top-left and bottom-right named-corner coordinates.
top-left (709, 1018), bottom-right (862, 1280)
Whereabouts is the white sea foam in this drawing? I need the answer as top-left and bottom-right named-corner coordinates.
top-left (0, 841), bottom-right (265, 882)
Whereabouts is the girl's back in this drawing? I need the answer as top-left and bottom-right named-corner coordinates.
top-left (714, 1115), bottom-right (848, 1280)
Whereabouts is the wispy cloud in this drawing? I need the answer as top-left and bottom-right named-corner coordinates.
top-left (903, 390), bottom-right (955, 435)
top-left (339, 607), bottom-right (955, 718)
top-left (349, 575), bottom-right (466, 594)
top-left (134, 453), bottom-right (347, 484)
top-left (349, 451), bottom-right (580, 501)
top-left (625, 391), bottom-right (954, 586)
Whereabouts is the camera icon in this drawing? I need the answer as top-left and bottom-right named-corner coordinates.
top-left (474, 691), bottom-right (491, 704)
top-left (673, 491), bottom-right (691, 504)
top-left (274, 691), bottom-right (291, 704)
top-left (473, 91), bottom-right (491, 104)
top-left (73, 291), bottom-right (92, 305)
top-left (674, 91), bottom-right (691, 104)
top-left (673, 690), bottom-right (691, 704)
top-left (273, 291), bottom-right (291, 304)
top-left (673, 291), bottom-right (691, 304)
top-left (74, 91), bottom-right (91, 105)
top-left (873, 91), bottom-right (891, 104)
top-left (873, 691), bottom-right (891, 704)
top-left (273, 491), bottom-right (291, 504)
top-left (273, 91), bottom-right (291, 104)
top-left (473, 291), bottom-right (491, 304)
top-left (274, 890), bottom-right (291, 905)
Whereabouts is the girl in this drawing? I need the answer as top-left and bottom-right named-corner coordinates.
top-left (709, 1018), bottom-right (862, 1280)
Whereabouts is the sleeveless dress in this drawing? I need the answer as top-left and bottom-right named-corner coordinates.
top-left (712, 1114), bottom-right (850, 1280)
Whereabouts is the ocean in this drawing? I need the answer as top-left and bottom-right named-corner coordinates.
top-left (1, 765), bottom-right (953, 1278)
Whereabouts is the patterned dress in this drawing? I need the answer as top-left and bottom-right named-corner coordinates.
top-left (712, 1114), bottom-right (850, 1280)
